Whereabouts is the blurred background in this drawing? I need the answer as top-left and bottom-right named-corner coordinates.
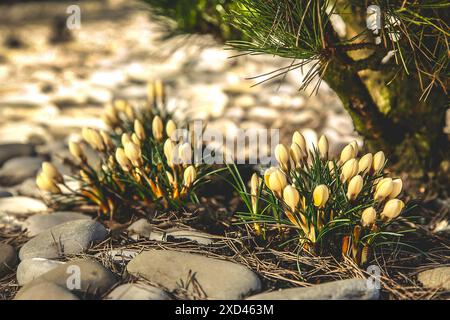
top-left (0, 0), bottom-right (358, 177)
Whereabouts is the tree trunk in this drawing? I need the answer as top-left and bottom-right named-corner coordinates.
top-left (324, 57), bottom-right (448, 177)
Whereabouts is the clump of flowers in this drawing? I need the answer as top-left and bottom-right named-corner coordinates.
top-left (230, 132), bottom-right (412, 265)
top-left (37, 81), bottom-right (211, 221)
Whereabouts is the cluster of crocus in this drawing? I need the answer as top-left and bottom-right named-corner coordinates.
top-left (38, 81), bottom-right (207, 220)
top-left (242, 131), bottom-right (408, 265)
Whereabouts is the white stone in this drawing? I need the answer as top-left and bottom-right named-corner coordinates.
top-left (16, 258), bottom-right (65, 285)
top-left (0, 196), bottom-right (47, 216)
top-left (105, 283), bottom-right (170, 300)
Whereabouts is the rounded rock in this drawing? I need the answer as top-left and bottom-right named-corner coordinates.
top-left (105, 283), bottom-right (170, 300)
top-left (126, 250), bottom-right (261, 300)
top-left (19, 220), bottom-right (108, 260)
top-left (15, 282), bottom-right (79, 300)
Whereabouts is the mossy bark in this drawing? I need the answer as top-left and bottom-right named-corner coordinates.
top-left (324, 57), bottom-right (448, 177)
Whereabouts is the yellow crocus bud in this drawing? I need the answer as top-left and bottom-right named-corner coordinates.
top-left (389, 178), bottom-right (403, 199)
top-left (328, 161), bottom-right (336, 174)
top-left (152, 115), bottom-right (164, 141)
top-left (347, 175), bottom-right (363, 201)
top-left (178, 142), bottom-right (192, 165)
top-left (313, 184), bottom-right (329, 208)
top-left (146, 81), bottom-right (155, 104)
top-left (114, 99), bottom-right (128, 112)
top-left (183, 165), bottom-right (197, 187)
top-left (103, 104), bottom-right (119, 127)
top-left (292, 131), bottom-right (307, 153)
top-left (340, 144), bottom-right (355, 163)
top-left (131, 133), bottom-right (141, 146)
top-left (166, 120), bottom-right (177, 139)
top-left (81, 127), bottom-right (91, 144)
top-left (361, 207), bottom-right (377, 227)
top-left (91, 129), bottom-right (105, 152)
top-left (68, 141), bottom-right (86, 163)
top-left (163, 139), bottom-right (175, 166)
top-left (290, 143), bottom-right (305, 169)
top-left (166, 171), bottom-right (175, 185)
top-left (154, 80), bottom-right (165, 104)
top-left (275, 144), bottom-right (290, 171)
top-left (124, 142), bottom-right (143, 167)
top-left (373, 151), bottom-right (386, 173)
top-left (263, 167), bottom-right (277, 189)
top-left (358, 153), bottom-right (373, 174)
top-left (374, 178), bottom-right (393, 201)
top-left (341, 158), bottom-right (359, 183)
top-left (100, 131), bottom-right (115, 150)
top-left (350, 140), bottom-right (359, 157)
top-left (134, 119), bottom-right (146, 141)
top-left (381, 199), bottom-right (405, 221)
top-left (82, 128), bottom-right (105, 152)
top-left (250, 173), bottom-right (260, 212)
top-left (115, 147), bottom-right (132, 171)
top-left (36, 172), bottom-right (61, 194)
top-left (42, 162), bottom-right (64, 184)
top-left (318, 135), bottom-right (329, 160)
top-left (250, 173), bottom-right (260, 196)
top-left (267, 169), bottom-right (287, 195)
top-left (121, 133), bottom-right (132, 146)
top-left (283, 185), bottom-right (300, 212)
top-left (124, 104), bottom-right (135, 120)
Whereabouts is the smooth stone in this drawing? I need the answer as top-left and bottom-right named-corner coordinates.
top-left (188, 85), bottom-right (229, 118)
top-left (15, 259), bottom-right (116, 298)
top-left (127, 219), bottom-right (213, 245)
top-left (87, 87), bottom-right (113, 105)
top-left (247, 279), bottom-right (379, 300)
top-left (417, 267), bottom-right (450, 291)
top-left (127, 219), bottom-right (164, 241)
top-left (0, 213), bottom-right (23, 231)
top-left (19, 220), bottom-right (108, 260)
top-left (0, 243), bottom-right (18, 277)
top-left (247, 107), bottom-right (279, 121)
top-left (207, 119), bottom-right (239, 138)
top-left (195, 48), bottom-right (229, 72)
top-left (166, 229), bottom-right (214, 245)
top-left (286, 110), bottom-right (320, 127)
top-left (0, 143), bottom-right (34, 166)
top-left (22, 211), bottom-right (91, 237)
top-left (224, 107), bottom-right (245, 120)
top-left (0, 101), bottom-right (59, 122)
top-left (105, 283), bottom-right (170, 300)
top-left (0, 123), bottom-right (50, 144)
top-left (89, 70), bottom-right (126, 89)
top-left (16, 258), bottom-right (65, 285)
top-left (126, 250), bottom-right (261, 299)
top-left (41, 117), bottom-right (105, 137)
top-left (15, 282), bottom-right (79, 300)
top-left (233, 94), bottom-right (256, 108)
top-left (0, 156), bottom-right (43, 186)
top-left (0, 196), bottom-right (47, 216)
